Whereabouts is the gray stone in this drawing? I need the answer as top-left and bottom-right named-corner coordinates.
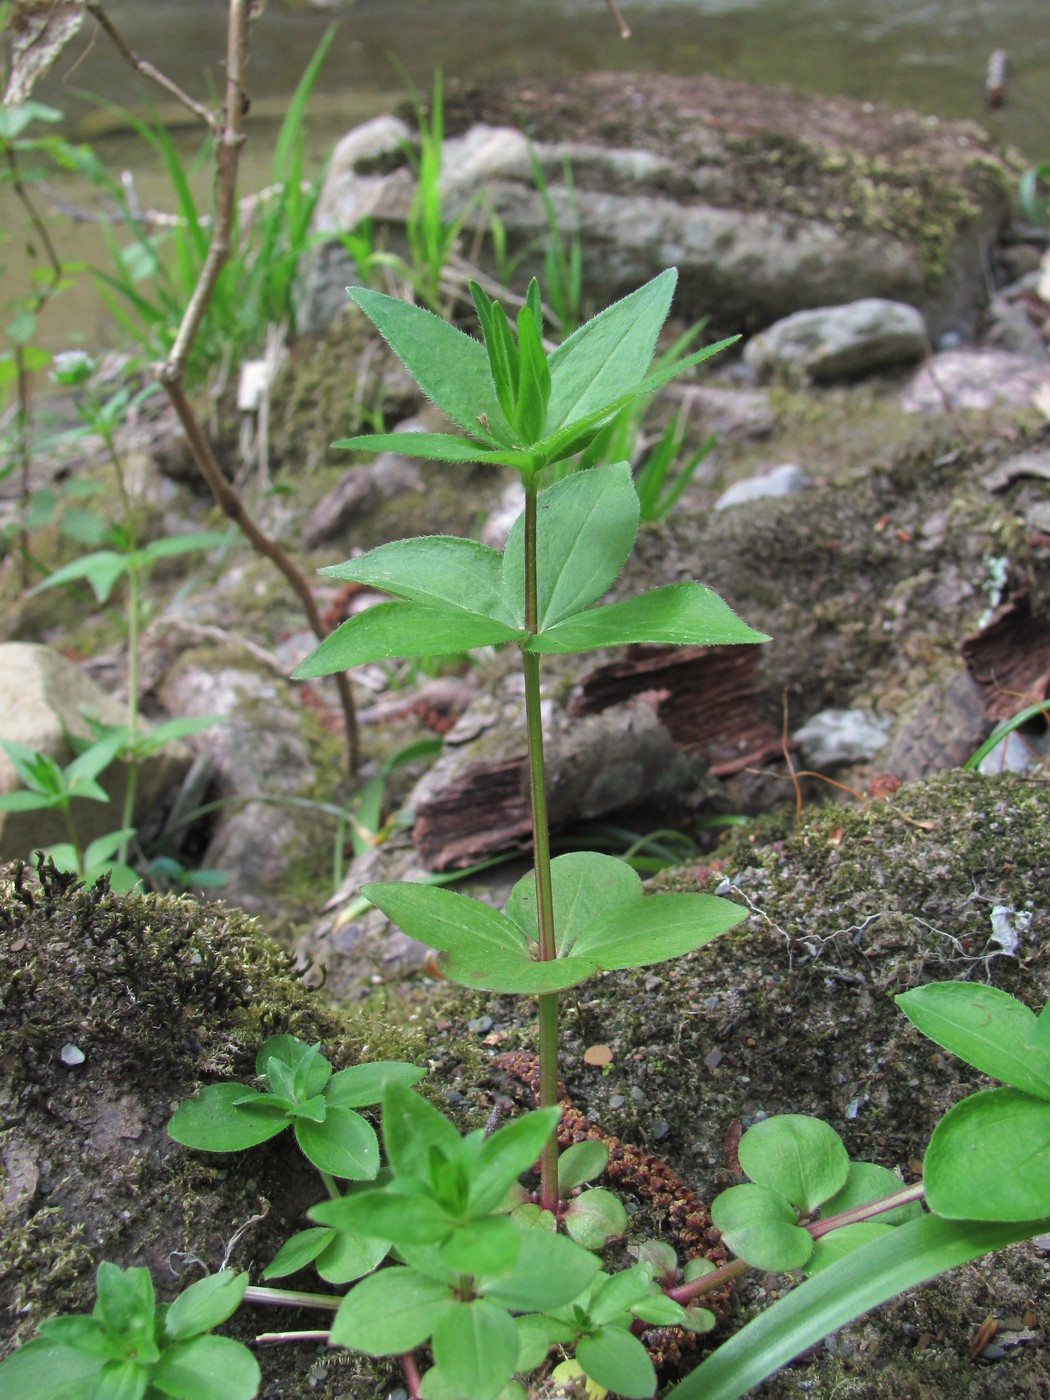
top-left (0, 643), bottom-right (190, 861)
top-left (985, 294), bottom-right (1048, 361)
top-left (714, 463), bottom-right (809, 510)
top-left (793, 708), bottom-right (893, 769)
top-left (901, 349), bottom-right (1050, 413)
top-left (743, 299), bottom-right (928, 383)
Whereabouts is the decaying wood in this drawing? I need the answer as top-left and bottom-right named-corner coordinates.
top-left (569, 644), bottom-right (785, 776)
top-left (961, 590), bottom-right (1050, 721)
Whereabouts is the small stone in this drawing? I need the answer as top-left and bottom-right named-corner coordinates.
top-left (714, 462), bottom-right (808, 510)
top-left (467, 1016), bottom-right (493, 1034)
top-left (60, 1044), bottom-right (85, 1067)
top-left (609, 1094), bottom-right (626, 1109)
top-left (704, 1049), bottom-right (723, 1070)
top-left (652, 1119), bottom-right (671, 1140)
top-left (629, 1086), bottom-right (647, 1105)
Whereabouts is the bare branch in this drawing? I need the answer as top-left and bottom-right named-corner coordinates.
top-left (83, 1), bottom-right (217, 128)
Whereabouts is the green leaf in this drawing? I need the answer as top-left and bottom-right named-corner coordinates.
top-left (471, 282), bottom-right (519, 428)
top-left (823, 1162), bottom-right (922, 1226)
top-left (546, 270), bottom-right (675, 432)
top-left (0, 1339), bottom-right (102, 1398)
top-left (90, 1358), bottom-right (147, 1400)
top-left (332, 431), bottom-right (532, 471)
top-left (291, 601), bottom-right (522, 677)
top-left (558, 1140), bottom-right (610, 1194)
top-left (316, 1225), bottom-right (390, 1285)
top-left (167, 1083), bottom-right (289, 1152)
top-left (896, 983), bottom-right (1050, 1101)
top-left (320, 535), bottom-right (517, 627)
top-left (514, 299), bottom-right (551, 444)
top-left (710, 1184), bottom-right (813, 1271)
top-left (666, 1214), bottom-right (1050, 1400)
top-left (36, 1316), bottom-right (118, 1360)
top-left (262, 1228), bottom-right (333, 1280)
top-left (502, 465), bottom-right (638, 630)
top-left (438, 1215), bottom-right (521, 1277)
top-left (586, 1267), bottom-right (653, 1326)
top-left (139, 531), bottom-right (227, 562)
top-left (432, 1299), bottom-right (520, 1400)
top-left (93, 1264), bottom-right (155, 1349)
top-left (31, 550), bottom-right (128, 602)
top-left (324, 1060), bottom-right (426, 1109)
top-left (505, 852), bottom-right (639, 957)
top-left (804, 1222), bottom-right (896, 1276)
top-left (468, 1107), bottom-right (561, 1215)
top-left (482, 1229), bottom-right (601, 1311)
top-left (576, 1325), bottom-right (656, 1399)
top-left (568, 891), bottom-right (746, 971)
top-left (150, 1335), bottom-right (260, 1400)
top-left (312, 1187), bottom-right (452, 1246)
top-left (564, 1188), bottom-right (628, 1250)
top-left (132, 715), bottom-right (223, 758)
top-left (348, 287), bottom-right (513, 443)
top-left (924, 1087), bottom-right (1050, 1221)
top-left (632, 1294), bottom-right (688, 1327)
top-left (738, 1115), bottom-right (850, 1213)
top-left (528, 582), bottom-right (771, 653)
top-left (330, 1266), bottom-right (454, 1354)
top-left (162, 1272), bottom-right (247, 1341)
top-left (294, 1105), bottom-right (379, 1179)
top-left (380, 1082), bottom-right (463, 1182)
top-left (256, 1035), bottom-right (332, 1099)
top-left (362, 881), bottom-right (598, 993)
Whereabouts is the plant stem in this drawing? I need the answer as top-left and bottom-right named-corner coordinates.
top-left (319, 1170), bottom-right (342, 1200)
top-left (806, 1181), bottom-right (926, 1240)
top-left (666, 1256), bottom-right (751, 1306)
top-left (521, 478), bottom-right (560, 1211)
top-left (243, 1284), bottom-right (342, 1311)
top-left (401, 1350), bottom-right (423, 1398)
top-left (118, 563), bottom-right (142, 867)
top-left (254, 1328), bottom-right (331, 1346)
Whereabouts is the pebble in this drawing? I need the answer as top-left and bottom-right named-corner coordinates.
top-left (467, 1015), bottom-right (493, 1034)
top-left (60, 1044), bottom-right (85, 1067)
top-left (714, 462), bottom-right (808, 510)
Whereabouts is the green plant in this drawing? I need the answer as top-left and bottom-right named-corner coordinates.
top-left (1019, 160), bottom-right (1050, 225)
top-left (528, 144), bottom-right (583, 335)
top-left (293, 269), bottom-right (758, 1209)
top-left (963, 698), bottom-right (1050, 771)
top-left (0, 1261), bottom-right (258, 1400)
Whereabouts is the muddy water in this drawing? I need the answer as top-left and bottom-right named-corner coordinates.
top-left (5, 0), bottom-right (1048, 353)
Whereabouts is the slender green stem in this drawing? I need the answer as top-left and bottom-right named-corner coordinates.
top-left (58, 799), bottom-right (87, 877)
top-left (521, 479), bottom-right (560, 1211)
top-left (243, 1284), bottom-right (342, 1311)
top-left (319, 1170), bottom-right (342, 1200)
top-left (118, 565), bottom-right (142, 867)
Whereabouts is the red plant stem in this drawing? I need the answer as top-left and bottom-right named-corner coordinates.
top-left (401, 1350), bottom-right (423, 1398)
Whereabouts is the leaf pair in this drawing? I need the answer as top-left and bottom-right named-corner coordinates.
top-left (361, 851), bottom-right (745, 995)
top-left (712, 1115), bottom-right (920, 1274)
top-left (167, 1034), bottom-right (425, 1181)
top-left (294, 462), bottom-right (766, 677)
top-left (897, 983), bottom-right (1050, 1221)
top-left (336, 269), bottom-right (737, 473)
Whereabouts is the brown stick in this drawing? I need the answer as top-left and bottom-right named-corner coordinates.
top-left (90, 0), bottom-right (359, 770)
top-left (83, 1), bottom-right (216, 128)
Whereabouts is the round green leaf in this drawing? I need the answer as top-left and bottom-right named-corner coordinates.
top-left (738, 1114), bottom-right (850, 1213)
top-left (294, 1105), bottom-right (379, 1180)
top-left (482, 1228), bottom-right (601, 1311)
top-left (558, 1140), bottom-right (610, 1194)
top-left (167, 1083), bottom-right (288, 1153)
top-left (924, 1087), bottom-right (1050, 1221)
top-left (162, 1272), bottom-right (247, 1341)
top-left (316, 1227), bottom-right (390, 1285)
top-left (564, 1188), bottom-right (628, 1250)
top-left (711, 1183), bottom-right (813, 1271)
top-left (897, 983), bottom-right (1050, 1100)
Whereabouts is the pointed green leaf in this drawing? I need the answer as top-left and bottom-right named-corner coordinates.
top-left (88, 1358), bottom-right (147, 1400)
top-left (151, 1335), bottom-right (260, 1400)
top-left (30, 549), bottom-right (128, 602)
top-left (348, 287), bottom-right (514, 442)
top-left (324, 1060), bottom-right (426, 1109)
top-left (924, 1087), bottom-right (1050, 1221)
top-left (167, 1083), bottom-right (289, 1152)
top-left (292, 601), bottom-right (522, 677)
top-left (471, 283), bottom-right (519, 429)
top-left (546, 270), bottom-right (676, 431)
top-left (319, 535), bottom-right (517, 627)
top-left (363, 880), bottom-right (528, 960)
top-left (469, 1107), bottom-right (560, 1214)
top-left (527, 582), bottom-right (771, 653)
top-left (139, 531), bottom-right (227, 561)
top-left (711, 1183), bottom-right (814, 1271)
top-left (432, 1298), bottom-right (520, 1400)
top-left (738, 1115), bottom-right (850, 1214)
top-left (0, 1338), bottom-right (103, 1397)
top-left (294, 1105), bottom-right (379, 1180)
top-left (262, 1227), bottom-right (334, 1280)
top-left (515, 300), bottom-right (551, 444)
top-left (576, 1325), bottom-right (656, 1400)
top-left (896, 983), bottom-right (1050, 1100)
top-left (330, 1266), bottom-right (454, 1353)
top-left (94, 1264), bottom-right (155, 1349)
top-left (257, 1035), bottom-right (332, 1098)
top-left (633, 335), bottom-right (742, 397)
top-left (568, 891), bottom-right (745, 970)
top-left (504, 852), bottom-right (640, 957)
top-left (502, 466), bottom-right (638, 630)
top-left (558, 1140), bottom-right (610, 1194)
top-left (381, 1081), bottom-right (464, 1180)
top-left (162, 1272), bottom-right (248, 1342)
top-left (333, 430), bottom-right (533, 469)
top-left (439, 1216), bottom-right (521, 1277)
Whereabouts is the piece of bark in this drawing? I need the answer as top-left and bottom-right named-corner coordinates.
top-left (568, 644), bottom-right (785, 776)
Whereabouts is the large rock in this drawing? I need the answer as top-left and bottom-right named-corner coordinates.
top-left (743, 299), bottom-right (928, 383)
top-left (301, 73), bottom-right (1019, 341)
top-left (0, 643), bottom-right (189, 861)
